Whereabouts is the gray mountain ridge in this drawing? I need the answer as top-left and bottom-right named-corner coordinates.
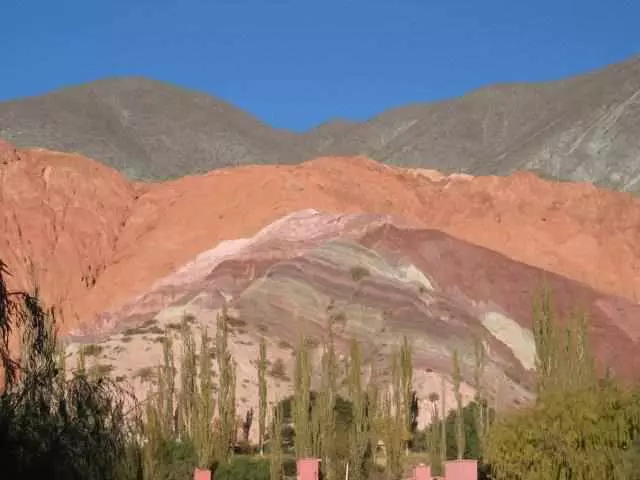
top-left (1, 55), bottom-right (639, 190)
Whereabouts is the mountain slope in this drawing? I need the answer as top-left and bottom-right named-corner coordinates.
top-left (62, 210), bottom-right (640, 437)
top-left (1, 56), bottom-right (640, 187)
top-left (2, 141), bottom-right (640, 335)
top-left (312, 56), bottom-right (640, 190)
top-left (0, 77), bottom-right (308, 180)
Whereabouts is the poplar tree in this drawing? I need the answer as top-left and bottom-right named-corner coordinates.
top-left (194, 327), bottom-right (215, 469)
top-left (383, 350), bottom-right (404, 480)
top-left (270, 402), bottom-right (284, 480)
top-left (161, 335), bottom-right (175, 436)
top-left (347, 339), bottom-right (369, 480)
top-left (399, 336), bottom-right (413, 456)
top-left (439, 376), bottom-right (447, 470)
top-left (179, 317), bottom-right (197, 440)
top-left (314, 330), bottom-right (338, 480)
top-left (472, 336), bottom-right (488, 457)
top-left (427, 392), bottom-right (440, 471)
top-left (452, 350), bottom-right (465, 459)
top-left (216, 309), bottom-right (236, 463)
top-left (293, 336), bottom-right (312, 458)
top-left (258, 336), bottom-right (268, 456)
top-left (485, 290), bottom-right (640, 479)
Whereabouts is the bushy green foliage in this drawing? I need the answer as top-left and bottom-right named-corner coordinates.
top-left (0, 267), bottom-right (137, 480)
top-left (215, 455), bottom-right (270, 480)
top-left (415, 400), bottom-right (495, 461)
top-left (485, 288), bottom-right (640, 479)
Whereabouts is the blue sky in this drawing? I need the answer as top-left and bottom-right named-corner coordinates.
top-left (1, 0), bottom-right (638, 131)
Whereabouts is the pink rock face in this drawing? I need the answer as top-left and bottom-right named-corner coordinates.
top-left (444, 459), bottom-right (478, 480)
top-left (193, 468), bottom-right (212, 480)
top-left (297, 458), bottom-right (320, 480)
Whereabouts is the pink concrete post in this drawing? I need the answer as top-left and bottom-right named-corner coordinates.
top-left (444, 459), bottom-right (478, 480)
top-left (413, 463), bottom-right (432, 480)
top-left (193, 467), bottom-right (212, 480)
top-left (297, 457), bottom-right (321, 480)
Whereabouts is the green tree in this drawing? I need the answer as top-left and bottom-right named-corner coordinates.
top-left (193, 327), bottom-right (215, 469)
top-left (485, 289), bottom-right (640, 479)
top-left (399, 336), bottom-right (414, 456)
top-left (216, 309), bottom-right (237, 463)
top-left (0, 267), bottom-right (137, 480)
top-left (178, 317), bottom-right (197, 440)
top-left (452, 350), bottom-right (465, 459)
top-left (293, 336), bottom-right (312, 458)
top-left (258, 336), bottom-right (268, 456)
top-left (269, 402), bottom-right (284, 480)
top-left (347, 339), bottom-right (369, 480)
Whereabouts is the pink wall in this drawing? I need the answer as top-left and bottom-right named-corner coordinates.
top-left (297, 458), bottom-right (321, 480)
top-left (410, 460), bottom-right (477, 480)
top-left (295, 457), bottom-right (477, 480)
top-left (193, 467), bottom-right (212, 480)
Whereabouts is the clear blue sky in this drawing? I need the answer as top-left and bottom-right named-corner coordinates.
top-left (1, 0), bottom-right (638, 131)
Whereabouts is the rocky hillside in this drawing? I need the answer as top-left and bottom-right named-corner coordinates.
top-left (1, 56), bottom-right (639, 189)
top-left (2, 140), bottom-right (640, 327)
top-left (61, 209), bottom-right (640, 437)
top-left (3, 140), bottom-right (640, 430)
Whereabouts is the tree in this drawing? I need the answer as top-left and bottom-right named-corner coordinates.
top-left (0, 264), bottom-right (137, 480)
top-left (382, 350), bottom-right (405, 480)
top-left (258, 337), bottom-right (267, 456)
top-left (178, 317), bottom-right (197, 440)
top-left (452, 350), bottom-right (465, 459)
top-left (313, 330), bottom-right (339, 480)
top-left (269, 402), bottom-right (284, 480)
top-left (400, 336), bottom-right (414, 456)
top-left (293, 336), bottom-right (312, 458)
top-left (347, 339), bottom-right (369, 480)
top-left (485, 289), bottom-right (640, 479)
top-left (193, 327), bottom-right (215, 469)
top-left (472, 335), bottom-right (489, 458)
top-left (216, 308), bottom-right (237, 463)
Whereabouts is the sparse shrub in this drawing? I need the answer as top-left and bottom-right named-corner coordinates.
top-left (227, 316), bottom-right (247, 328)
top-left (90, 363), bottom-right (115, 379)
top-left (134, 366), bottom-right (155, 383)
top-left (350, 265), bottom-right (370, 282)
top-left (82, 343), bottom-right (104, 357)
top-left (270, 358), bottom-right (288, 380)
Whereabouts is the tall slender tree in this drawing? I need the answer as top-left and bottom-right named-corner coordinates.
top-left (194, 327), bottom-right (215, 469)
top-left (399, 336), bottom-right (413, 456)
top-left (258, 336), bottom-right (268, 456)
top-left (383, 350), bottom-right (404, 480)
top-left (270, 402), bottom-right (284, 480)
top-left (179, 317), bottom-right (197, 440)
top-left (293, 336), bottom-right (312, 458)
top-left (452, 350), bottom-right (465, 459)
top-left (347, 339), bottom-right (369, 480)
top-left (472, 335), bottom-right (488, 458)
top-left (439, 376), bottom-right (447, 471)
top-left (216, 308), bottom-right (236, 463)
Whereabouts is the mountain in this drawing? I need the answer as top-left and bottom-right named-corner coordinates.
top-left (320, 56), bottom-right (640, 191)
top-left (1, 56), bottom-right (640, 189)
top-left (62, 210), bottom-right (640, 435)
top-left (3, 140), bottom-right (640, 430)
top-left (0, 77), bottom-right (309, 180)
top-left (3, 140), bottom-right (640, 329)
